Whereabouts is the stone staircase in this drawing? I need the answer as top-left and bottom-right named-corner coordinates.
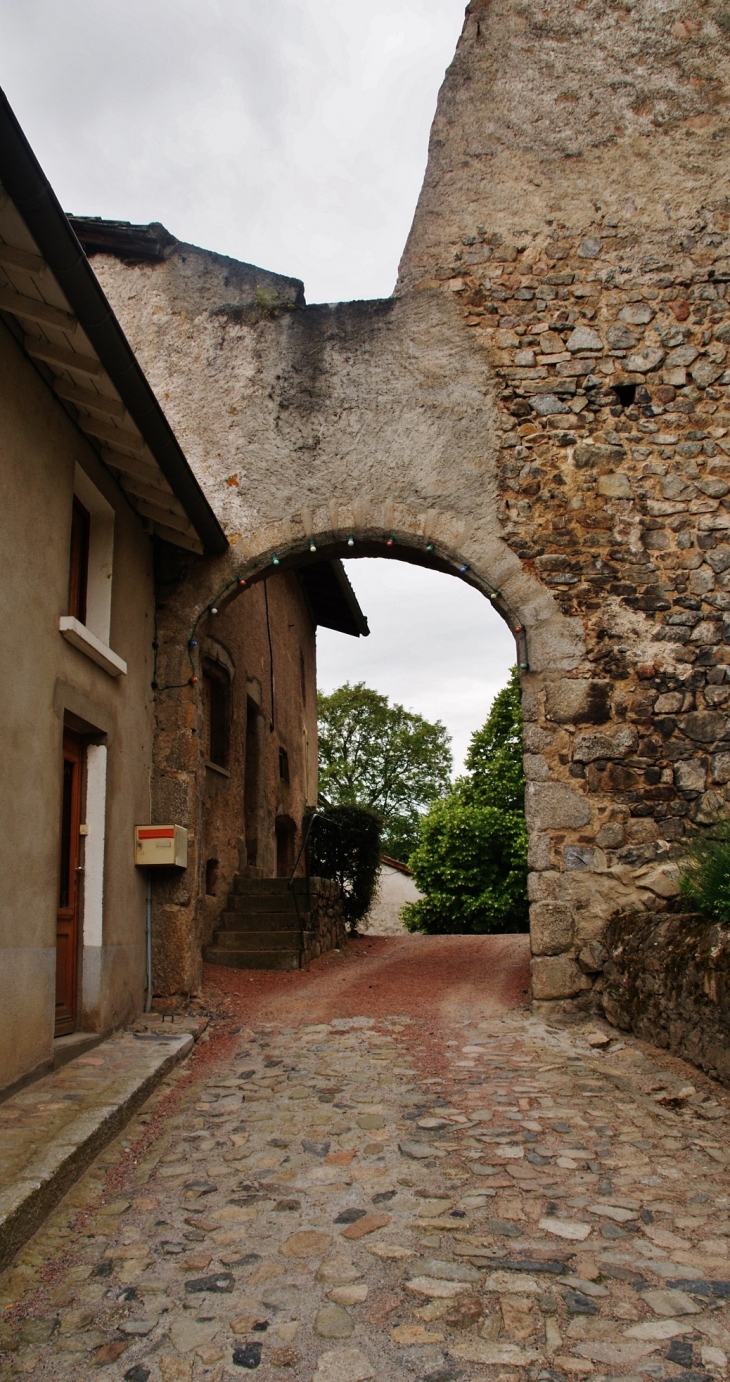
top-left (203, 874), bottom-right (312, 971)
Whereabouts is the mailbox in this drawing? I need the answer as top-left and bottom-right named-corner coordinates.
top-left (135, 824), bottom-right (188, 868)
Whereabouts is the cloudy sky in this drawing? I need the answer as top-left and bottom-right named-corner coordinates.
top-left (1, 0), bottom-right (515, 770)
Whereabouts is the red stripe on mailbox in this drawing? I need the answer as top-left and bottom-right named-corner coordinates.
top-left (138, 827), bottom-right (175, 839)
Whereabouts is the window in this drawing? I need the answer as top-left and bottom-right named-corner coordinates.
top-left (68, 497), bottom-right (90, 624)
top-left (278, 747), bottom-right (290, 783)
top-left (203, 663), bottom-right (230, 769)
top-left (205, 858), bottom-right (219, 896)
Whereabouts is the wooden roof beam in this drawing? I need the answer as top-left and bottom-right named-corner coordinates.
top-left (53, 377), bottom-right (126, 419)
top-left (77, 413), bottom-right (145, 454)
top-left (0, 241), bottom-right (46, 275)
top-left (0, 283), bottom-right (76, 331)
top-left (24, 335), bottom-right (102, 376)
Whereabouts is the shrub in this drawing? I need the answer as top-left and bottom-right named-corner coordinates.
top-left (679, 818), bottom-right (730, 922)
top-left (401, 667), bottom-right (528, 935)
top-left (306, 803), bottom-right (383, 934)
top-left (402, 798), bottom-right (529, 935)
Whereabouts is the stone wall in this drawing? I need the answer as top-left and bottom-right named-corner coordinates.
top-left (603, 909), bottom-right (730, 1086)
top-left (151, 565), bottom-right (319, 997)
top-left (80, 0), bottom-right (730, 1015)
top-left (301, 878), bottom-right (347, 968)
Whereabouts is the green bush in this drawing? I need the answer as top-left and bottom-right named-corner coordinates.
top-left (402, 798), bottom-right (529, 935)
top-left (402, 667), bottom-right (528, 935)
top-left (679, 818), bottom-right (730, 922)
top-left (306, 803), bottom-right (383, 934)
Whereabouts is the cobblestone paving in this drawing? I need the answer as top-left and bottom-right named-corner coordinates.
top-left (2, 1002), bottom-right (730, 1382)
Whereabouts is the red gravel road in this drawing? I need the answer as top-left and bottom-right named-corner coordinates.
top-left (202, 933), bottom-right (531, 1029)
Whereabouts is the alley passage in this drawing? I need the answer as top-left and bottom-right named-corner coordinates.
top-left (2, 936), bottom-right (730, 1382)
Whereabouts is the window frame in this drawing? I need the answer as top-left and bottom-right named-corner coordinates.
top-left (68, 496), bottom-right (90, 625)
top-left (203, 661), bottom-right (231, 771)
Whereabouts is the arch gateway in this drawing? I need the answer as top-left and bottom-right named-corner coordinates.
top-left (80, 0), bottom-right (730, 1016)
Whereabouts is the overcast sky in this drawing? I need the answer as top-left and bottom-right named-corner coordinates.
top-left (0, 0), bottom-right (515, 770)
top-left (0, 0), bottom-right (466, 304)
top-left (317, 561), bottom-right (515, 774)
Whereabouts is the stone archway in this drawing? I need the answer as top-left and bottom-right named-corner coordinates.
top-left (150, 519), bottom-right (639, 1013)
top-left (84, 0), bottom-right (730, 1015)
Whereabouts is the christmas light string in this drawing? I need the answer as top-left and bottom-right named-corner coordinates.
top-left (153, 534), bottom-right (529, 693)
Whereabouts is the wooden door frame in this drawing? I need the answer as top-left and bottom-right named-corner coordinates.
top-left (55, 728), bottom-right (85, 1037)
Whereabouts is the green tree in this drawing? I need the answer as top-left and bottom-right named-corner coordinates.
top-left (317, 682), bottom-right (452, 860)
top-left (402, 668), bottom-right (528, 935)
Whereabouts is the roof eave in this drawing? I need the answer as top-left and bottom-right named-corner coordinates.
top-left (0, 88), bottom-right (227, 557)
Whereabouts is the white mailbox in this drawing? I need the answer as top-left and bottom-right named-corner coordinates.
top-left (135, 824), bottom-right (188, 868)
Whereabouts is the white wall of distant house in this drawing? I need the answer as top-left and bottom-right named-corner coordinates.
top-left (365, 861), bottom-right (423, 936)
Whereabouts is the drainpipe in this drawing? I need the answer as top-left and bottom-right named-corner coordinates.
top-left (145, 870), bottom-right (153, 1013)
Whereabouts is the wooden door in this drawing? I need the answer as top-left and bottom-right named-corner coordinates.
top-left (56, 730), bottom-right (83, 1036)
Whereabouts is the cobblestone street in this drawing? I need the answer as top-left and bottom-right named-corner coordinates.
top-left (2, 936), bottom-right (730, 1382)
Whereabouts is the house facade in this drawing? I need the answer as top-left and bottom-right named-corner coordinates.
top-left (0, 95), bottom-right (229, 1092)
top-left (0, 96), bottom-right (369, 1091)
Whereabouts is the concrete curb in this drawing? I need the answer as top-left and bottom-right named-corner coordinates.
top-left (0, 1032), bottom-right (193, 1272)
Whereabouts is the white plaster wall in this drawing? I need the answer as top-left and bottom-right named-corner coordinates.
top-left (365, 864), bottom-right (423, 936)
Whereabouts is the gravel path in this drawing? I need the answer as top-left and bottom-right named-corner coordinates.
top-left (2, 935), bottom-right (730, 1382)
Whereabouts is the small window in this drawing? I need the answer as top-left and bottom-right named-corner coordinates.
top-left (203, 664), bottom-right (230, 768)
top-left (205, 858), bottom-right (218, 896)
top-left (278, 747), bottom-right (290, 783)
top-left (68, 497), bottom-right (90, 624)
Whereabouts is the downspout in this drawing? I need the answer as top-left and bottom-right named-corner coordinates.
top-left (145, 870), bottom-right (153, 1013)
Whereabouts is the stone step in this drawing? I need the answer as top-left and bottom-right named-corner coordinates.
top-left (210, 928), bottom-right (301, 952)
top-left (230, 876), bottom-right (310, 897)
top-left (203, 945), bottom-right (300, 972)
top-left (224, 894), bottom-right (307, 915)
top-left (218, 910), bottom-right (309, 932)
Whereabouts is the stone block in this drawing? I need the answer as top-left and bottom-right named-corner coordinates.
top-left (523, 724), bottom-right (554, 753)
top-left (523, 753), bottom-right (550, 780)
top-left (545, 680), bottom-right (610, 725)
top-left (573, 443), bottom-right (624, 467)
top-left (563, 845), bottom-right (595, 871)
top-left (655, 692), bottom-right (683, 714)
top-left (525, 782), bottom-right (592, 830)
top-left (711, 751), bottom-right (730, 783)
top-left (635, 866), bottom-right (681, 899)
top-left (577, 940), bottom-right (607, 973)
top-left (682, 712), bottom-right (729, 742)
top-left (566, 326), bottom-right (602, 352)
top-left (530, 903), bottom-right (574, 956)
top-left (597, 474), bottom-right (631, 499)
top-left (531, 956), bottom-right (591, 1001)
top-left (595, 823), bottom-right (625, 848)
top-left (695, 789), bottom-right (726, 824)
top-left (627, 346), bottom-right (665, 373)
top-left (674, 759), bottom-right (707, 792)
top-left (527, 832), bottom-right (552, 871)
top-left (573, 725), bottom-right (638, 763)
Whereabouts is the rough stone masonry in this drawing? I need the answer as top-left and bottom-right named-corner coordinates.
top-left (83, 0), bottom-right (730, 1014)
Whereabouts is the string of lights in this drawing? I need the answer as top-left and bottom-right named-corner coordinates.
top-left (153, 533), bottom-right (530, 693)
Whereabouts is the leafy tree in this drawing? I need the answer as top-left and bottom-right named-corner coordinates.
top-left (402, 668), bottom-right (528, 935)
top-left (462, 667), bottom-right (525, 812)
top-left (317, 682), bottom-right (452, 860)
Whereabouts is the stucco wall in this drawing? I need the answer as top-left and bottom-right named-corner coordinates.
top-left (0, 322), bottom-right (156, 1089)
top-left (365, 864), bottom-right (423, 936)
